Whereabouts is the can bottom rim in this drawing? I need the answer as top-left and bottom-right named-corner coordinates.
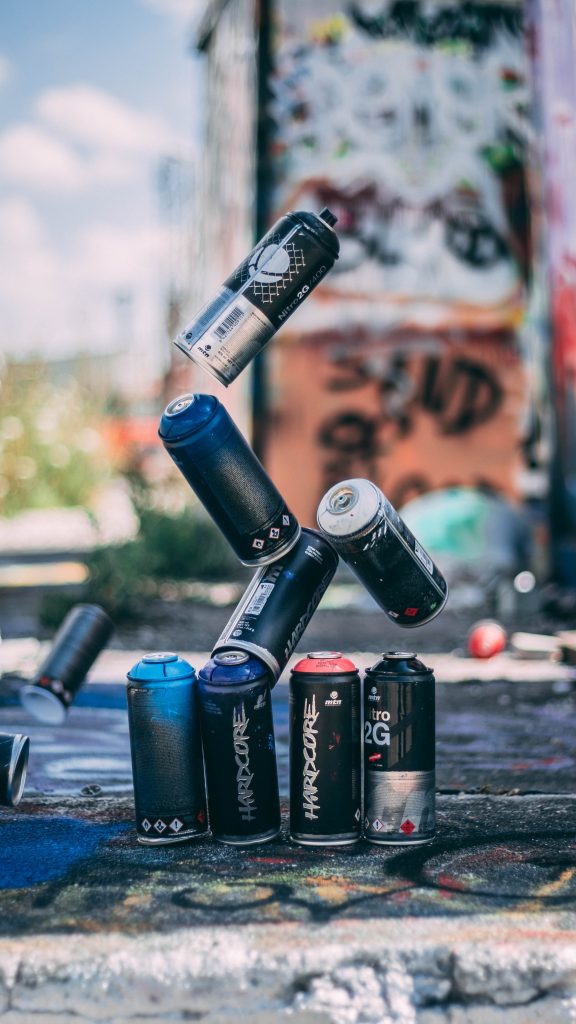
top-left (214, 827), bottom-right (280, 846)
top-left (365, 835), bottom-right (435, 846)
top-left (238, 525), bottom-right (302, 567)
top-left (137, 829), bottom-right (209, 846)
top-left (212, 640), bottom-right (280, 681)
top-left (291, 834), bottom-right (361, 847)
top-left (174, 340), bottom-right (232, 388)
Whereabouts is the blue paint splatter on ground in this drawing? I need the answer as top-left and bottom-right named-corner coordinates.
top-left (0, 816), bottom-right (128, 889)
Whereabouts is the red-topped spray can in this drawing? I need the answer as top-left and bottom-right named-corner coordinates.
top-left (289, 652), bottom-right (361, 846)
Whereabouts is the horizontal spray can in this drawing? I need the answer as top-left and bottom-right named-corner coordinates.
top-left (363, 651), bottom-right (435, 845)
top-left (158, 393), bottom-right (300, 566)
top-left (21, 604), bottom-right (114, 724)
top-left (198, 651), bottom-right (280, 845)
top-left (212, 528), bottom-right (339, 680)
top-left (317, 479), bottom-right (448, 626)
top-left (290, 652), bottom-right (361, 846)
top-left (126, 653), bottom-right (208, 845)
top-left (174, 208), bottom-right (339, 386)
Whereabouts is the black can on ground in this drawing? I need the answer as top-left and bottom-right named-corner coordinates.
top-left (290, 652), bottom-right (361, 846)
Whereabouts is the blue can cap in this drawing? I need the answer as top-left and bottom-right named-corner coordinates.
top-left (127, 652), bottom-right (196, 683)
top-left (158, 393), bottom-right (218, 443)
top-left (199, 650), bottom-right (270, 686)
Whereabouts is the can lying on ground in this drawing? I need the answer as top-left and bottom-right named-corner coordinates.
top-left (363, 651), bottom-right (435, 846)
top-left (198, 651), bottom-right (280, 846)
top-left (0, 733), bottom-right (30, 807)
top-left (174, 208), bottom-right (339, 386)
top-left (212, 528), bottom-right (339, 680)
top-left (290, 652), bottom-right (361, 846)
top-left (20, 604), bottom-right (114, 724)
top-left (317, 479), bottom-right (448, 626)
top-left (159, 393), bottom-right (300, 566)
top-left (126, 653), bottom-right (208, 845)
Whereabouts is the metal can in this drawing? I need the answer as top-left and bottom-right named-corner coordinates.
top-left (174, 208), bottom-right (339, 387)
top-left (198, 651), bottom-right (280, 845)
top-left (317, 479), bottom-right (448, 627)
top-left (363, 651), bottom-right (435, 845)
top-left (0, 733), bottom-right (30, 808)
top-left (212, 528), bottom-right (339, 680)
top-left (20, 604), bottom-right (114, 724)
top-left (159, 393), bottom-right (300, 566)
top-left (289, 652), bottom-right (361, 846)
top-left (126, 652), bottom-right (208, 845)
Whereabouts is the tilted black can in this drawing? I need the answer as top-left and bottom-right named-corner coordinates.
top-left (174, 208), bottom-right (339, 386)
top-left (20, 604), bottom-right (114, 724)
top-left (290, 652), bottom-right (361, 846)
top-left (126, 653), bottom-right (208, 845)
top-left (317, 479), bottom-right (448, 627)
top-left (159, 393), bottom-right (300, 566)
top-left (198, 651), bottom-right (280, 845)
top-left (363, 651), bottom-right (435, 845)
top-left (212, 528), bottom-right (339, 680)
top-left (0, 733), bottom-right (30, 808)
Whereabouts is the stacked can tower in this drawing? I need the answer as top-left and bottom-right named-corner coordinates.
top-left (123, 207), bottom-right (448, 848)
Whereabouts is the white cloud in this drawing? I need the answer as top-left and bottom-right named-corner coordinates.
top-left (37, 84), bottom-right (181, 155)
top-left (0, 56), bottom-right (11, 88)
top-left (0, 124), bottom-right (85, 190)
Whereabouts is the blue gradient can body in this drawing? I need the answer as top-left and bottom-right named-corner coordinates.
top-left (198, 651), bottom-right (280, 845)
top-left (158, 393), bottom-right (300, 566)
top-left (126, 653), bottom-right (208, 845)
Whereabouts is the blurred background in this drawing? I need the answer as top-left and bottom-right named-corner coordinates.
top-left (1, 0), bottom-right (575, 649)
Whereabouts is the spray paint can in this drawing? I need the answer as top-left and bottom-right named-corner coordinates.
top-left (289, 652), bottom-right (361, 846)
top-left (198, 651), bottom-right (280, 845)
top-left (212, 528), bottom-right (339, 680)
top-left (317, 479), bottom-right (448, 627)
top-left (0, 733), bottom-right (30, 807)
top-left (174, 208), bottom-right (339, 387)
top-left (363, 651), bottom-right (435, 845)
top-left (126, 652), bottom-right (208, 845)
top-left (159, 393), bottom-right (300, 566)
top-left (20, 604), bottom-right (114, 724)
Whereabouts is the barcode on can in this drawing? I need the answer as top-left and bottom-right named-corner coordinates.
top-left (245, 582), bottom-right (275, 617)
top-left (214, 305), bottom-right (246, 339)
top-left (414, 540), bottom-right (433, 575)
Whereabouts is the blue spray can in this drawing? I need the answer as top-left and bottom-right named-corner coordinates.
top-left (126, 652), bottom-right (208, 845)
top-left (158, 393), bottom-right (300, 566)
top-left (198, 651), bottom-right (280, 845)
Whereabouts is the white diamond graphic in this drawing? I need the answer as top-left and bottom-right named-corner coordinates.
top-left (269, 527), bottom-right (280, 539)
top-left (282, 515), bottom-right (290, 525)
top-left (154, 819), bottom-right (167, 833)
top-left (354, 808), bottom-right (361, 822)
top-left (364, 817), bottom-right (370, 830)
top-left (252, 538), bottom-right (264, 550)
top-left (142, 818), bottom-right (151, 832)
top-left (170, 818), bottom-right (183, 833)
top-left (372, 819), bottom-right (383, 832)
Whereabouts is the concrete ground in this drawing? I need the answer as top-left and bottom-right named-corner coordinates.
top-left (2, 642), bottom-right (576, 1023)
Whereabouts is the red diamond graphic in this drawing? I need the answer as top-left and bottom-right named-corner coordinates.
top-left (400, 819), bottom-right (416, 835)
top-left (404, 607), bottom-right (418, 617)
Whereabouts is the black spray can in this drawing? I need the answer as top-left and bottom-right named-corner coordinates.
top-left (317, 479), bottom-right (448, 627)
top-left (0, 733), bottom-right (30, 807)
top-left (174, 208), bottom-right (339, 386)
top-left (159, 393), bottom-right (300, 566)
top-left (198, 651), bottom-right (280, 845)
top-left (290, 652), bottom-right (361, 846)
top-left (212, 528), bottom-right (339, 680)
top-left (126, 652), bottom-right (208, 845)
top-left (20, 604), bottom-right (114, 724)
top-left (363, 651), bottom-right (435, 845)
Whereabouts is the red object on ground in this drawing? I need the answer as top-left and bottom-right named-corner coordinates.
top-left (467, 620), bottom-right (507, 659)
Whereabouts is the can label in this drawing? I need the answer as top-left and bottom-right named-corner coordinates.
top-left (290, 678), bottom-right (361, 841)
top-left (364, 770), bottom-right (435, 841)
top-left (175, 215), bottom-right (335, 385)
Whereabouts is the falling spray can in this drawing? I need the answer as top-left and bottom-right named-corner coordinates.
top-left (126, 653), bottom-right (208, 845)
top-left (0, 733), bottom-right (30, 807)
top-left (174, 208), bottom-right (339, 386)
top-left (317, 479), bottom-right (448, 626)
top-left (21, 604), bottom-right (114, 724)
top-left (212, 528), bottom-right (339, 680)
top-left (290, 652), bottom-right (361, 846)
top-left (158, 393), bottom-right (300, 566)
top-left (198, 651), bottom-right (280, 845)
top-left (363, 651), bottom-right (435, 845)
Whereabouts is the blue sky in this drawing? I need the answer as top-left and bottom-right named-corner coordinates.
top-left (0, 0), bottom-right (204, 372)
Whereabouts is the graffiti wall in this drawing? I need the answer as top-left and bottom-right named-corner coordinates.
top-left (265, 0), bottom-right (533, 524)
